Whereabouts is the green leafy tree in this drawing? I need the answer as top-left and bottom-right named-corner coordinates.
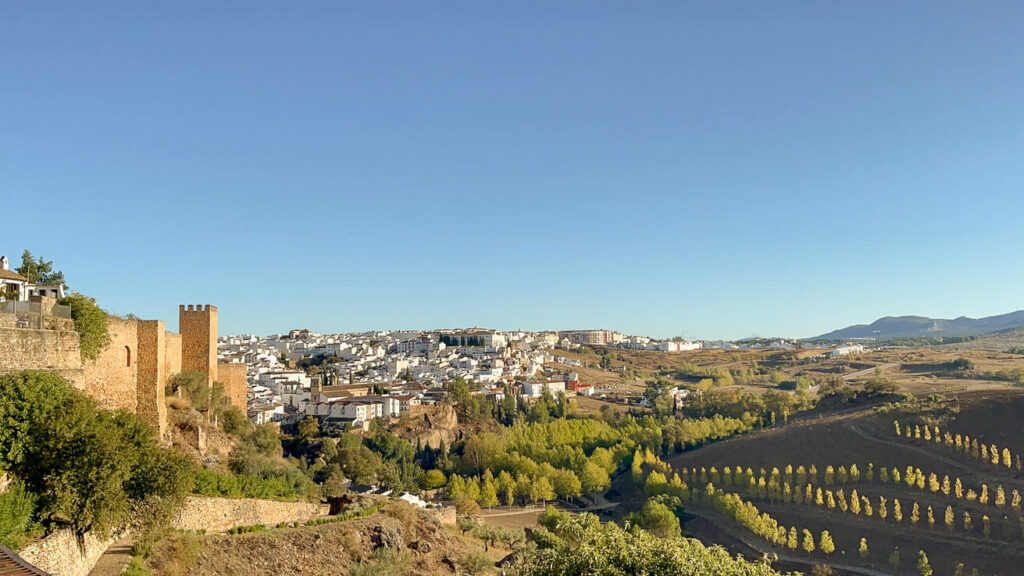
top-left (802, 529), bottom-right (815, 556)
top-left (0, 370), bottom-right (194, 536)
top-left (16, 250), bottom-right (66, 288)
top-left (520, 512), bottom-right (794, 576)
top-left (422, 469), bottom-right (447, 490)
top-left (636, 499), bottom-right (681, 538)
top-left (818, 531), bottom-right (834, 556)
top-left (297, 416), bottom-right (320, 442)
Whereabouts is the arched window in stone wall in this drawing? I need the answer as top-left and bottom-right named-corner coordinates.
top-left (126, 345), bottom-right (132, 367)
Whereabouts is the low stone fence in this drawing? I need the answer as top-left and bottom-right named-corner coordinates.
top-left (171, 496), bottom-right (326, 533)
top-left (18, 528), bottom-right (126, 576)
top-left (16, 497), bottom-right (325, 575)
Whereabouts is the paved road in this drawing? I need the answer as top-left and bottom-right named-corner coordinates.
top-left (844, 363), bottom-right (900, 381)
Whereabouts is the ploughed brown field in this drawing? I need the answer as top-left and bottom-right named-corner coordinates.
top-left (670, 390), bottom-right (1024, 576)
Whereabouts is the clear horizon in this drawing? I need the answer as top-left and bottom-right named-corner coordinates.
top-left (4, 3), bottom-right (1023, 340)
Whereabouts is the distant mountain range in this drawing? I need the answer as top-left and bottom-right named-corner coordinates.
top-left (814, 310), bottom-right (1024, 340)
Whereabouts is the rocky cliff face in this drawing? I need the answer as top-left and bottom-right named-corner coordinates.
top-left (390, 404), bottom-right (459, 449)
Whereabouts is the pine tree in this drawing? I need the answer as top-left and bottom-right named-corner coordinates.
top-left (837, 489), bottom-right (848, 512)
top-left (979, 484), bottom-right (989, 505)
top-left (879, 466), bottom-right (889, 484)
top-left (850, 463), bottom-right (860, 483)
top-left (1003, 448), bottom-right (1013, 469)
top-left (858, 537), bottom-right (869, 560)
top-left (955, 477), bottom-right (964, 500)
top-left (944, 505), bottom-right (954, 532)
top-left (850, 489), bottom-right (861, 515)
top-left (910, 501), bottom-right (920, 525)
top-left (815, 487), bottom-right (824, 506)
top-left (826, 490), bottom-right (836, 510)
top-left (982, 515), bottom-right (990, 537)
top-left (894, 420), bottom-right (901, 436)
top-left (879, 496), bottom-right (888, 520)
top-left (996, 485), bottom-right (1006, 508)
top-left (928, 473), bottom-right (939, 493)
top-left (963, 510), bottom-right (972, 532)
top-left (787, 526), bottom-right (798, 550)
top-left (990, 444), bottom-right (999, 465)
top-left (1012, 489), bottom-right (1022, 511)
top-left (941, 475), bottom-right (950, 496)
top-left (926, 505), bottom-right (934, 529)
top-left (894, 498), bottom-right (903, 522)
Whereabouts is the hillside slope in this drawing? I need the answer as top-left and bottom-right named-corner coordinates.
top-left (815, 310), bottom-right (1024, 339)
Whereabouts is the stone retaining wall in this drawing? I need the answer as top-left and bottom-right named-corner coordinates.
top-left (18, 528), bottom-right (125, 576)
top-left (171, 496), bottom-right (325, 533)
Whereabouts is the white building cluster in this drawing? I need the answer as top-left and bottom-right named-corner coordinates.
top-left (218, 328), bottom-right (552, 428)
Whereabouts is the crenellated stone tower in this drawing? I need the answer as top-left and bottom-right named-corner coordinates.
top-left (180, 304), bottom-right (218, 385)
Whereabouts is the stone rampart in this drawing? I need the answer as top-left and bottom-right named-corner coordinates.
top-left (80, 317), bottom-right (138, 412)
top-left (216, 361), bottom-right (247, 412)
top-left (0, 327), bottom-right (81, 371)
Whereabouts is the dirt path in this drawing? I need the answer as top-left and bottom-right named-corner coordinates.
top-left (88, 536), bottom-right (134, 576)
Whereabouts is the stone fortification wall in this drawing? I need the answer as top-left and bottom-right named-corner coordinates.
top-left (2, 303), bottom-right (224, 436)
top-left (216, 361), bottom-right (247, 412)
top-left (18, 528), bottom-right (126, 576)
top-left (136, 320), bottom-right (168, 436)
top-left (0, 327), bottom-right (81, 371)
top-left (164, 331), bottom-right (182, 378)
top-left (180, 305), bottom-right (217, 384)
top-left (80, 317), bottom-right (138, 412)
top-left (171, 496), bottom-right (324, 533)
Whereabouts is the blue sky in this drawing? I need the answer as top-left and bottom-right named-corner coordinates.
top-left (3, 2), bottom-right (1023, 339)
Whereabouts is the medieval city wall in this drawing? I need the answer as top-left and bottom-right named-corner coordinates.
top-left (217, 361), bottom-right (247, 412)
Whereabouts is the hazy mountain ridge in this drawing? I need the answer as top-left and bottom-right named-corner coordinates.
top-left (815, 310), bottom-right (1024, 339)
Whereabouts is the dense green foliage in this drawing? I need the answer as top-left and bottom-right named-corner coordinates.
top-left (226, 421), bottom-right (318, 500)
top-left (59, 294), bottom-right (111, 361)
top-left (516, 511), bottom-right (797, 576)
top-left (193, 468), bottom-right (306, 500)
top-left (0, 371), bottom-right (194, 537)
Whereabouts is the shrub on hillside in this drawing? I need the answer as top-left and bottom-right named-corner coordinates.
top-left (0, 480), bottom-right (39, 549)
top-left (219, 406), bottom-right (253, 437)
top-left (59, 294), bottom-right (110, 361)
